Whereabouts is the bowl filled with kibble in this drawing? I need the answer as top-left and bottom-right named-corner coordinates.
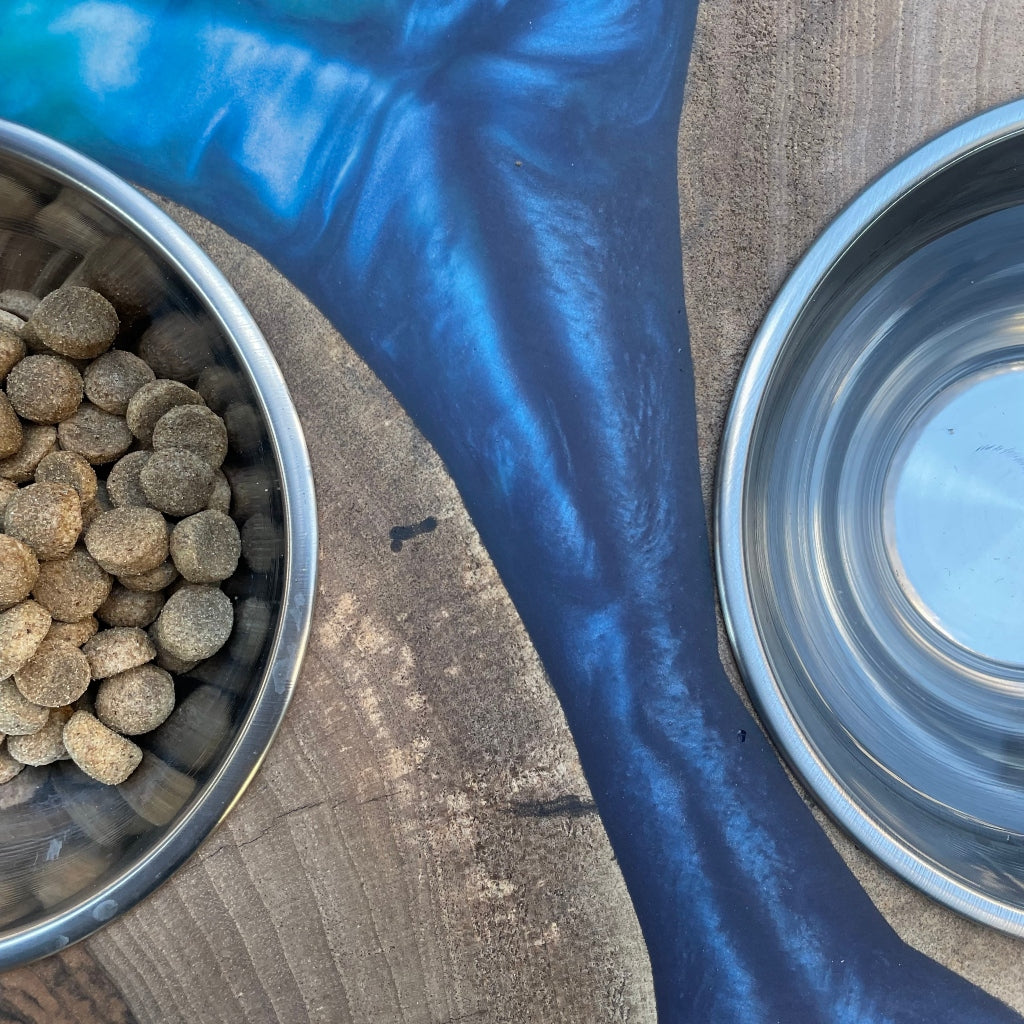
top-left (0, 120), bottom-right (316, 967)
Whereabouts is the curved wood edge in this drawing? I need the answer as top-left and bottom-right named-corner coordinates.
top-left (0, 945), bottom-right (136, 1024)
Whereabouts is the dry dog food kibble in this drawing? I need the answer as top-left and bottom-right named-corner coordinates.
top-left (0, 600), bottom-right (51, 679)
top-left (26, 286), bottom-right (118, 359)
top-left (0, 744), bottom-right (25, 784)
top-left (0, 535), bottom-right (39, 611)
top-left (95, 664), bottom-right (175, 735)
top-left (170, 510), bottom-right (240, 584)
top-left (47, 615), bottom-right (98, 647)
top-left (126, 379), bottom-right (204, 446)
top-left (6, 354), bottom-right (83, 424)
top-left (97, 585), bottom-right (163, 629)
top-left (35, 451), bottom-right (98, 506)
top-left (4, 481), bottom-right (81, 560)
top-left (118, 559), bottom-right (178, 593)
top-left (152, 405), bottom-right (228, 468)
top-left (63, 711), bottom-right (141, 785)
top-left (57, 403), bottom-right (133, 464)
top-left (85, 507), bottom-right (168, 576)
top-left (0, 279), bottom-right (249, 788)
top-left (0, 678), bottom-right (49, 735)
top-left (15, 638), bottom-right (92, 707)
top-left (32, 547), bottom-right (112, 622)
top-left (106, 451), bottom-right (150, 507)
top-left (0, 290), bottom-right (40, 321)
top-left (83, 350), bottom-right (154, 415)
top-left (139, 449), bottom-right (214, 517)
top-left (0, 326), bottom-right (26, 382)
top-left (0, 424), bottom-right (56, 482)
top-left (7, 706), bottom-right (72, 766)
top-left (151, 585), bottom-right (233, 663)
top-left (82, 626), bottom-right (154, 679)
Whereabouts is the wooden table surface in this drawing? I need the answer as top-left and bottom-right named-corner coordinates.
top-left (5, 2), bottom-right (1024, 1021)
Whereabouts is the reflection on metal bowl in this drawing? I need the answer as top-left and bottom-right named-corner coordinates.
top-left (717, 99), bottom-right (1024, 932)
top-left (0, 120), bottom-right (316, 967)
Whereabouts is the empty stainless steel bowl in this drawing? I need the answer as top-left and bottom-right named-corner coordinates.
top-left (717, 99), bottom-right (1024, 931)
top-left (0, 121), bottom-right (316, 966)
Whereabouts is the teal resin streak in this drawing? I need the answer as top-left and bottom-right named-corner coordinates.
top-left (0, 2), bottom-right (1020, 1020)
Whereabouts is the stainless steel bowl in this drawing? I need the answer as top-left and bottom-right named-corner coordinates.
top-left (0, 121), bottom-right (316, 965)
top-left (717, 99), bottom-right (1024, 931)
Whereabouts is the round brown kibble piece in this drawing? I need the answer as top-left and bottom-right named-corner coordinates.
top-left (85, 507), bottom-right (168, 575)
top-left (0, 678), bottom-right (48, 735)
top-left (82, 350), bottom-right (155, 415)
top-left (96, 663), bottom-right (175, 735)
top-left (32, 547), bottom-right (112, 622)
top-left (170, 510), bottom-right (240, 584)
top-left (8, 706), bottom-right (72, 765)
top-left (6, 354), bottom-right (83, 423)
top-left (151, 585), bottom-right (233, 663)
top-left (47, 615), bottom-right (98, 647)
top-left (97, 585), bottom-right (163, 628)
top-left (4, 482), bottom-right (81, 560)
top-left (126, 379), bottom-right (204, 446)
top-left (0, 325), bottom-right (26, 383)
top-left (137, 312), bottom-right (214, 384)
top-left (0, 743), bottom-right (25, 783)
top-left (152, 405), bottom-right (228, 468)
top-left (0, 600), bottom-right (51, 679)
top-left (63, 711), bottom-right (141, 785)
top-left (0, 424), bottom-right (56, 482)
top-left (27, 286), bottom-right (118, 359)
top-left (0, 535), bottom-right (39, 611)
top-left (0, 392), bottom-right (22, 458)
top-left (0, 290), bottom-right (39, 320)
top-left (0, 425), bottom-right (54, 483)
top-left (106, 451), bottom-right (150, 508)
top-left (140, 449), bottom-right (214, 517)
top-left (35, 451), bottom-right (98, 506)
top-left (82, 626), bottom-right (155, 679)
top-left (57, 402), bottom-right (132, 464)
top-left (14, 638), bottom-right (91, 707)
top-left (118, 559), bottom-right (177, 593)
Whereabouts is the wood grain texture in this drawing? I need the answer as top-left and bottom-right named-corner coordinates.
top-left (0, 945), bottom-right (136, 1024)
top-left (679, 0), bottom-right (1024, 1014)
top-left (57, 201), bottom-right (655, 1024)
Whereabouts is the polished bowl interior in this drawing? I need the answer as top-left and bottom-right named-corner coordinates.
top-left (717, 100), bottom-right (1024, 931)
top-left (0, 122), bottom-right (316, 966)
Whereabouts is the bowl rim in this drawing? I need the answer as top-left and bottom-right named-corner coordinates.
top-left (0, 119), bottom-right (318, 966)
top-left (716, 97), bottom-right (1024, 933)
